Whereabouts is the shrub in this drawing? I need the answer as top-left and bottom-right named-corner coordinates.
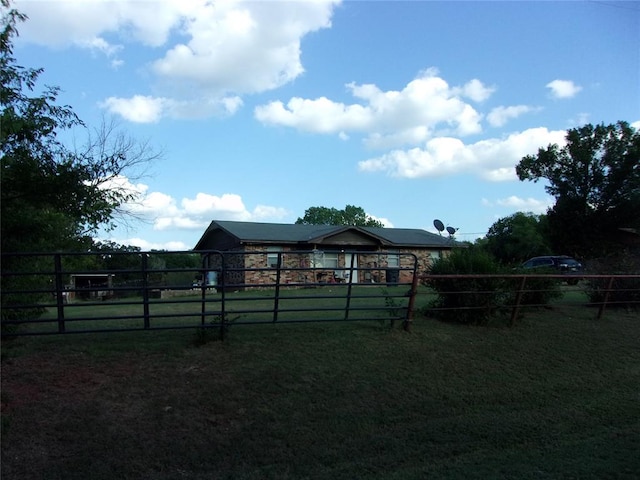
top-left (585, 251), bottom-right (640, 309)
top-left (421, 249), bottom-right (508, 325)
top-left (508, 267), bottom-right (563, 307)
top-left (1, 255), bottom-right (51, 336)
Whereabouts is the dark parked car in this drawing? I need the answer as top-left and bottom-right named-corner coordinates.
top-left (520, 255), bottom-right (584, 284)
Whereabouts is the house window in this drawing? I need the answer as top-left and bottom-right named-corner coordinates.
top-left (386, 250), bottom-right (400, 268)
top-left (324, 252), bottom-right (339, 269)
top-left (311, 249), bottom-right (323, 268)
top-left (430, 251), bottom-right (442, 262)
top-left (310, 250), bottom-right (338, 268)
top-left (266, 247), bottom-right (283, 268)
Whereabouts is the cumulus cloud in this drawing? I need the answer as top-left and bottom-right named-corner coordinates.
top-left (101, 96), bottom-right (168, 124)
top-left (453, 78), bottom-right (496, 102)
top-left (150, 2), bottom-right (333, 94)
top-left (487, 105), bottom-right (538, 127)
top-left (121, 187), bottom-right (288, 232)
top-left (15, 0), bottom-right (340, 122)
top-left (255, 69), bottom-right (493, 148)
top-left (358, 127), bottom-right (567, 181)
top-left (14, 0), bottom-right (188, 48)
top-left (546, 79), bottom-right (582, 99)
top-left (100, 94), bottom-right (244, 122)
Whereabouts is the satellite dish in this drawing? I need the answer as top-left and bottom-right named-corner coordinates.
top-left (446, 226), bottom-right (457, 235)
top-left (433, 219), bottom-right (445, 233)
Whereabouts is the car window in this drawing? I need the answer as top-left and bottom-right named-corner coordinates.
top-left (563, 259), bottom-right (580, 266)
top-left (534, 258), bottom-right (553, 267)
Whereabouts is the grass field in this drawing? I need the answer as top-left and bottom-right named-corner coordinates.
top-left (1, 300), bottom-right (639, 479)
top-left (22, 285), bottom-right (418, 334)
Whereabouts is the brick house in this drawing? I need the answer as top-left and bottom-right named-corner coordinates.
top-left (194, 220), bottom-right (456, 289)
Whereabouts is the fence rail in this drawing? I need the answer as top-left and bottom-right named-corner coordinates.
top-left (420, 273), bottom-right (640, 325)
top-left (1, 250), bottom-right (419, 337)
top-left (2, 251), bottom-right (638, 337)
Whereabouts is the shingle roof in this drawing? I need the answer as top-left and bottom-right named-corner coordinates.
top-left (195, 220), bottom-right (453, 249)
top-left (361, 226), bottom-right (452, 247)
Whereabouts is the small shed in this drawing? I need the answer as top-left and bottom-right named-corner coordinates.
top-left (69, 274), bottom-right (114, 301)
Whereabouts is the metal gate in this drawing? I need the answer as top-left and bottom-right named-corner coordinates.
top-left (1, 250), bottom-right (419, 337)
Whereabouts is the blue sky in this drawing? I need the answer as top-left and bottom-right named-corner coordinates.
top-left (11, 0), bottom-right (640, 250)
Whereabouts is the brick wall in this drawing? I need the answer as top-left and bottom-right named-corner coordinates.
top-left (199, 246), bottom-right (447, 289)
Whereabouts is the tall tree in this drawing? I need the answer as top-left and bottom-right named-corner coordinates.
top-left (1, 2), bottom-right (160, 253)
top-left (295, 204), bottom-right (385, 227)
top-left (516, 121), bottom-right (640, 257)
top-left (484, 212), bottom-right (551, 265)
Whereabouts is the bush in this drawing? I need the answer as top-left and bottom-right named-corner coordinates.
top-left (508, 267), bottom-right (563, 307)
top-left (585, 251), bottom-right (640, 309)
top-left (1, 255), bottom-right (50, 336)
top-left (421, 249), bottom-right (508, 325)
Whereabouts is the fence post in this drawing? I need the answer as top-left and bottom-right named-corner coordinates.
top-left (510, 276), bottom-right (527, 327)
top-left (219, 253), bottom-right (226, 341)
top-left (54, 253), bottom-right (66, 333)
top-left (343, 253), bottom-right (356, 321)
top-left (403, 270), bottom-right (419, 332)
top-left (200, 255), bottom-right (208, 327)
top-left (597, 276), bottom-right (615, 320)
top-left (141, 253), bottom-right (150, 329)
top-left (273, 253), bottom-right (282, 323)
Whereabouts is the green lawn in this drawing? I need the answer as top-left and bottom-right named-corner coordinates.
top-left (24, 285), bottom-right (420, 334)
top-left (2, 300), bottom-right (639, 479)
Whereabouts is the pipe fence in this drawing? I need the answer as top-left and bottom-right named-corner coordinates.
top-left (1, 250), bottom-right (419, 337)
top-left (2, 251), bottom-right (637, 338)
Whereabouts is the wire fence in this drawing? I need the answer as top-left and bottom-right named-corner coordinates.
top-left (420, 273), bottom-right (640, 325)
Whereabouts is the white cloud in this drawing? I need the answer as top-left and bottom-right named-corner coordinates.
top-left (569, 112), bottom-right (591, 127)
top-left (101, 96), bottom-right (168, 123)
top-left (546, 79), bottom-right (582, 99)
top-left (101, 94), bottom-right (244, 122)
top-left (14, 0), bottom-right (188, 50)
top-left (117, 186), bottom-right (288, 232)
top-left (15, 0), bottom-right (340, 122)
top-left (181, 193), bottom-right (249, 217)
top-left (358, 127), bottom-right (567, 181)
top-left (95, 174), bottom-right (289, 235)
top-left (368, 215), bottom-right (394, 228)
top-left (482, 196), bottom-right (554, 214)
top-left (255, 70), bottom-right (489, 148)
top-left (487, 105), bottom-right (538, 127)
top-left (252, 205), bottom-right (290, 220)
top-left (453, 78), bottom-right (496, 102)
top-left (150, 2), bottom-right (332, 94)
top-left (255, 96), bottom-right (371, 133)
top-left (80, 37), bottom-right (123, 61)
top-left (102, 237), bottom-right (190, 252)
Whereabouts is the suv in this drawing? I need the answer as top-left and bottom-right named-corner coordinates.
top-left (520, 255), bottom-right (583, 285)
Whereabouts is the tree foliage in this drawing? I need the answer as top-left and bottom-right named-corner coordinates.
top-left (295, 205), bottom-right (385, 227)
top-left (1, 3), bottom-right (159, 253)
top-left (516, 121), bottom-right (640, 257)
top-left (485, 212), bottom-right (551, 265)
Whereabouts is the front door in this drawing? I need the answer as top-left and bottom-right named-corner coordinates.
top-left (344, 253), bottom-right (358, 283)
